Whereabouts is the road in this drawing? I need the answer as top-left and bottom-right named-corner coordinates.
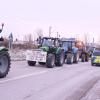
top-left (0, 61), bottom-right (100, 100)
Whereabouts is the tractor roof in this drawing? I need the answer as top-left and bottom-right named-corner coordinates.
top-left (42, 37), bottom-right (59, 40)
top-left (61, 38), bottom-right (76, 42)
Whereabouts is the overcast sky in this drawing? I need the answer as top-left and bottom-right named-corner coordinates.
top-left (0, 0), bottom-right (100, 43)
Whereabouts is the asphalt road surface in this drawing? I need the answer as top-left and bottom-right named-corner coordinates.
top-left (0, 61), bottom-right (100, 100)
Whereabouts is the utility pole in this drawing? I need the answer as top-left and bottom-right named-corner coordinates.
top-left (92, 37), bottom-right (94, 46)
top-left (93, 37), bottom-right (94, 43)
top-left (57, 32), bottom-right (59, 38)
top-left (49, 26), bottom-right (52, 37)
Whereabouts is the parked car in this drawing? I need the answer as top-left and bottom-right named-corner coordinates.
top-left (91, 50), bottom-right (100, 66)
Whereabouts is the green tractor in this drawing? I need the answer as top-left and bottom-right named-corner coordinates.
top-left (0, 23), bottom-right (11, 78)
top-left (26, 37), bottom-right (64, 68)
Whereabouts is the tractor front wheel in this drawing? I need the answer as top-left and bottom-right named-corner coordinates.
top-left (55, 51), bottom-right (64, 66)
top-left (28, 61), bottom-right (36, 66)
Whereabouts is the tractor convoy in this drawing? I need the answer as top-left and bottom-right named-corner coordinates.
top-left (26, 36), bottom-right (90, 67)
top-left (0, 23), bottom-right (95, 78)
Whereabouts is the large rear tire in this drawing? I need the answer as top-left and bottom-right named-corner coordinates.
top-left (0, 51), bottom-right (10, 78)
top-left (46, 54), bottom-right (55, 68)
top-left (28, 61), bottom-right (36, 66)
top-left (66, 53), bottom-right (74, 64)
top-left (74, 53), bottom-right (79, 63)
top-left (55, 51), bottom-right (64, 66)
top-left (81, 54), bottom-right (85, 62)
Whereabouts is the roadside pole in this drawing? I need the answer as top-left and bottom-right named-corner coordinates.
top-left (9, 33), bottom-right (13, 50)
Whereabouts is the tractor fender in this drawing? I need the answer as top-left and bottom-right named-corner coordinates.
top-left (56, 47), bottom-right (64, 55)
top-left (72, 47), bottom-right (78, 54)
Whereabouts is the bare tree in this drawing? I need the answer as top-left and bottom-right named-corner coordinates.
top-left (84, 33), bottom-right (90, 45)
top-left (24, 33), bottom-right (33, 43)
top-left (35, 28), bottom-right (44, 45)
top-left (36, 28), bottom-right (43, 38)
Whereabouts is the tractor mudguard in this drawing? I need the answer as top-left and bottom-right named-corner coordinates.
top-left (56, 47), bottom-right (63, 54)
top-left (72, 47), bottom-right (78, 54)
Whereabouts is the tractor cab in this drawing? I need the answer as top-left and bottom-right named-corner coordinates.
top-left (38, 37), bottom-right (60, 47)
top-left (38, 37), bottom-right (61, 53)
top-left (61, 38), bottom-right (76, 52)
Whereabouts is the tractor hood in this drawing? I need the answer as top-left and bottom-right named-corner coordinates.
top-left (40, 46), bottom-right (49, 52)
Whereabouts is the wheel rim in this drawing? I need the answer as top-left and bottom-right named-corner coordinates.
top-left (0, 55), bottom-right (8, 73)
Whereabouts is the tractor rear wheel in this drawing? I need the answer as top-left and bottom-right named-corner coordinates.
top-left (66, 53), bottom-right (74, 64)
top-left (55, 51), bottom-right (64, 66)
top-left (0, 51), bottom-right (10, 78)
top-left (74, 53), bottom-right (79, 63)
top-left (47, 54), bottom-right (55, 68)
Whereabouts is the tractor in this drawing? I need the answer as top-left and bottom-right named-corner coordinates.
top-left (75, 41), bottom-right (89, 62)
top-left (60, 38), bottom-right (79, 64)
top-left (0, 23), bottom-right (11, 78)
top-left (26, 37), bottom-right (64, 68)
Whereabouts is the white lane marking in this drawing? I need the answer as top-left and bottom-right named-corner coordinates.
top-left (0, 71), bottom-right (47, 84)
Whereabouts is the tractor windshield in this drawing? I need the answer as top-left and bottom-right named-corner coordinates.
top-left (62, 41), bottom-right (72, 48)
top-left (42, 39), bottom-right (54, 47)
